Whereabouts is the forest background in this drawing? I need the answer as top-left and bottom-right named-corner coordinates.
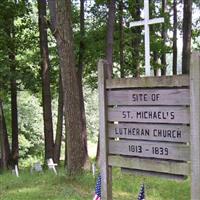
top-left (0, 0), bottom-right (199, 174)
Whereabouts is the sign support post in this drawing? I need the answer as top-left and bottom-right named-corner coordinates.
top-left (190, 52), bottom-right (200, 200)
top-left (98, 60), bottom-right (112, 200)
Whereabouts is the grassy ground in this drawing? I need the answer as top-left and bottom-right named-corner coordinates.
top-left (0, 168), bottom-right (190, 200)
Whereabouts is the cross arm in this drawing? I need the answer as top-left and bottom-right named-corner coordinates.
top-left (148, 17), bottom-right (164, 25)
top-left (130, 20), bottom-right (145, 27)
top-left (130, 17), bottom-right (164, 28)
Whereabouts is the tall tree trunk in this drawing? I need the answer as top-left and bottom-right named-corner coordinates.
top-left (53, 71), bottom-right (63, 164)
top-left (47, 0), bottom-right (57, 31)
top-left (119, 0), bottom-right (125, 78)
top-left (161, 0), bottom-right (167, 75)
top-left (55, 0), bottom-right (85, 173)
top-left (78, 0), bottom-right (88, 164)
top-left (9, 37), bottom-right (18, 167)
top-left (130, 0), bottom-right (141, 77)
top-left (38, 0), bottom-right (54, 160)
top-left (153, 51), bottom-right (159, 76)
top-left (182, 0), bottom-right (192, 74)
top-left (105, 0), bottom-right (116, 78)
top-left (172, 0), bottom-right (177, 75)
top-left (96, 0), bottom-right (116, 162)
top-left (47, 0), bottom-right (63, 163)
top-left (0, 101), bottom-right (11, 169)
top-left (4, 2), bottom-right (18, 167)
top-left (48, 0), bottom-right (88, 165)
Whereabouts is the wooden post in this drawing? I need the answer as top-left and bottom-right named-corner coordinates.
top-left (98, 60), bottom-right (112, 200)
top-left (190, 52), bottom-right (200, 200)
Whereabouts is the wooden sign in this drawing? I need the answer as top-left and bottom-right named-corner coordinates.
top-left (108, 106), bottom-right (190, 124)
top-left (98, 52), bottom-right (200, 200)
top-left (109, 140), bottom-right (190, 161)
top-left (108, 155), bottom-right (190, 176)
top-left (107, 89), bottom-right (189, 106)
top-left (106, 74), bottom-right (189, 89)
top-left (108, 123), bottom-right (190, 143)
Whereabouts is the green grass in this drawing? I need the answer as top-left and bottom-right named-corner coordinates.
top-left (0, 168), bottom-right (190, 200)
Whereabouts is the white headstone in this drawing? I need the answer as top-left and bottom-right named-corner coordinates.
top-left (130, 0), bottom-right (164, 76)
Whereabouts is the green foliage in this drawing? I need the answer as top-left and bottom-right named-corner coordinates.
top-left (84, 86), bottom-right (99, 143)
top-left (0, 168), bottom-right (190, 200)
top-left (17, 91), bottom-right (44, 160)
top-left (0, 0), bottom-right (199, 170)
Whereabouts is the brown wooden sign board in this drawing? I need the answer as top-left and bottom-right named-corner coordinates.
top-left (98, 52), bottom-right (200, 200)
top-left (108, 106), bottom-right (190, 124)
top-left (108, 123), bottom-right (190, 143)
top-left (109, 139), bottom-right (190, 161)
top-left (107, 88), bottom-right (190, 106)
top-left (108, 155), bottom-right (190, 176)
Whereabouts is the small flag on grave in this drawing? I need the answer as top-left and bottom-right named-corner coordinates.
top-left (137, 184), bottom-right (145, 200)
top-left (93, 174), bottom-right (101, 200)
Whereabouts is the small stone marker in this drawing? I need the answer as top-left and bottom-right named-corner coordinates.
top-left (31, 162), bottom-right (43, 173)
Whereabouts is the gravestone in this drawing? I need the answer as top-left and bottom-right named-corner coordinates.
top-left (47, 158), bottom-right (57, 175)
top-left (31, 162), bottom-right (43, 173)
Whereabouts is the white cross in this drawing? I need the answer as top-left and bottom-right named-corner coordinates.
top-left (130, 0), bottom-right (164, 76)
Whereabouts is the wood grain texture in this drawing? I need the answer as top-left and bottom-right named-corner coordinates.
top-left (108, 106), bottom-right (190, 124)
top-left (190, 52), bottom-right (200, 200)
top-left (109, 139), bottom-right (190, 161)
top-left (106, 75), bottom-right (189, 89)
top-left (107, 88), bottom-right (189, 105)
top-left (121, 168), bottom-right (187, 180)
top-left (108, 155), bottom-right (190, 175)
top-left (98, 60), bottom-right (112, 200)
top-left (108, 123), bottom-right (190, 143)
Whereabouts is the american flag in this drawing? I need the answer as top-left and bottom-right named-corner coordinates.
top-left (93, 174), bottom-right (101, 200)
top-left (137, 184), bottom-right (145, 200)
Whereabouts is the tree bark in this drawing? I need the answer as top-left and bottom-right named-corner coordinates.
top-left (182, 0), bottom-right (192, 74)
top-left (47, 0), bottom-right (57, 31)
top-left (130, 0), bottom-right (141, 77)
top-left (153, 51), bottom-right (159, 76)
top-left (119, 0), bottom-right (125, 78)
top-left (78, 0), bottom-right (88, 164)
top-left (38, 0), bottom-right (54, 160)
top-left (55, 0), bottom-right (85, 173)
top-left (10, 55), bottom-right (18, 166)
top-left (0, 101), bottom-right (11, 169)
top-left (172, 0), bottom-right (177, 75)
top-left (4, 1), bottom-right (18, 167)
top-left (53, 71), bottom-right (63, 164)
top-left (105, 0), bottom-right (116, 78)
top-left (161, 0), bottom-right (167, 75)
top-left (8, 21), bottom-right (19, 166)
